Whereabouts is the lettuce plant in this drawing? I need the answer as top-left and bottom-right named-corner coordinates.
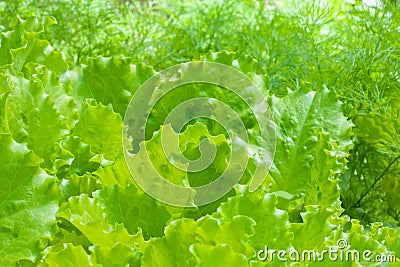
top-left (0, 0), bottom-right (399, 265)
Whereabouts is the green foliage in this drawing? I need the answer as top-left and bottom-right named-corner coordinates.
top-left (0, 0), bottom-right (399, 266)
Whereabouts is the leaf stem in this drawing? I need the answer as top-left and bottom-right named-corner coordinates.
top-left (352, 154), bottom-right (400, 209)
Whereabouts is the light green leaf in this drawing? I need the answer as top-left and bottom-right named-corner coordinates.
top-left (270, 88), bottom-right (352, 202)
top-left (0, 91), bottom-right (9, 133)
top-left (31, 67), bottom-right (80, 130)
top-left (57, 193), bottom-right (147, 267)
top-left (195, 215), bottom-right (256, 258)
top-left (371, 226), bottom-right (400, 257)
top-left (204, 50), bottom-right (266, 88)
top-left (40, 244), bottom-right (97, 267)
top-left (93, 157), bottom-right (133, 187)
top-left (214, 189), bottom-right (293, 252)
top-left (141, 219), bottom-right (197, 267)
top-left (304, 131), bottom-right (343, 206)
top-left (0, 16), bottom-right (67, 74)
top-left (0, 134), bottom-right (60, 265)
top-left (52, 136), bottom-right (112, 180)
top-left (73, 99), bottom-right (123, 160)
top-left (58, 173), bottom-right (102, 202)
top-left (90, 243), bottom-right (141, 267)
top-left (325, 220), bottom-right (392, 267)
top-left (190, 243), bottom-right (249, 267)
top-left (354, 113), bottom-right (399, 146)
top-left (290, 205), bottom-right (346, 251)
top-left (64, 57), bottom-right (155, 115)
top-left (4, 74), bottom-right (68, 169)
top-left (93, 185), bottom-right (171, 239)
top-left (57, 194), bottom-right (146, 252)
